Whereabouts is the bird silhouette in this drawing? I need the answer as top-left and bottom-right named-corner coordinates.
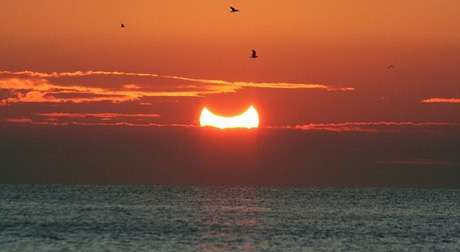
top-left (230, 6), bottom-right (239, 13)
top-left (121, 23), bottom-right (125, 28)
top-left (250, 49), bottom-right (258, 58)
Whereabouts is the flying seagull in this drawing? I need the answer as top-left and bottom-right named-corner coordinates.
top-left (250, 49), bottom-right (258, 59)
top-left (230, 6), bottom-right (240, 13)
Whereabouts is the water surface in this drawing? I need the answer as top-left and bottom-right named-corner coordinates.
top-left (1, 185), bottom-right (460, 251)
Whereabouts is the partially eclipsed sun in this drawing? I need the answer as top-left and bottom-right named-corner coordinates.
top-left (200, 106), bottom-right (260, 129)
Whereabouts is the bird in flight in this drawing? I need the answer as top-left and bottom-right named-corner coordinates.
top-left (387, 65), bottom-right (395, 70)
top-left (250, 49), bottom-right (258, 59)
top-left (121, 23), bottom-right (125, 28)
top-left (230, 6), bottom-right (240, 13)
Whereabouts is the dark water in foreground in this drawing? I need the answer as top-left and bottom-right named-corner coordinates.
top-left (1, 186), bottom-right (460, 251)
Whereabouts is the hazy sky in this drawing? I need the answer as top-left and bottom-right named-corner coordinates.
top-left (1, 1), bottom-right (460, 185)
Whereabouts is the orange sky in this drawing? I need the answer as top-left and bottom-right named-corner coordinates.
top-left (1, 0), bottom-right (460, 126)
top-left (2, 1), bottom-right (460, 186)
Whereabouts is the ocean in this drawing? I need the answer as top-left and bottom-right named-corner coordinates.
top-left (1, 185), bottom-right (459, 251)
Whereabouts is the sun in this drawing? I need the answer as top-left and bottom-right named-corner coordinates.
top-left (200, 106), bottom-right (260, 129)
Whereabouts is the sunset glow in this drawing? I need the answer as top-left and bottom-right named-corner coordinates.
top-left (200, 106), bottom-right (259, 129)
top-left (2, 0), bottom-right (460, 189)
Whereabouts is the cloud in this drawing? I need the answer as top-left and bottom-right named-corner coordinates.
top-left (6, 114), bottom-right (460, 133)
top-left (0, 70), bottom-right (353, 91)
top-left (39, 112), bottom-right (160, 120)
top-left (160, 75), bottom-right (354, 91)
top-left (275, 121), bottom-right (460, 133)
top-left (0, 69), bottom-right (354, 105)
top-left (6, 117), bottom-right (34, 123)
top-left (122, 84), bottom-right (141, 90)
top-left (421, 98), bottom-right (460, 104)
top-left (0, 70), bottom-right (163, 79)
top-left (0, 78), bottom-right (226, 105)
top-left (5, 114), bottom-right (193, 128)
top-left (37, 112), bottom-right (162, 125)
top-left (8, 120), bottom-right (195, 128)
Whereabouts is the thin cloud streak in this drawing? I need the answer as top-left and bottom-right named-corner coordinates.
top-left (5, 117), bottom-right (34, 124)
top-left (39, 113), bottom-right (161, 119)
top-left (421, 98), bottom-right (460, 104)
top-left (5, 112), bottom-right (170, 128)
top-left (0, 70), bottom-right (162, 78)
top-left (6, 116), bottom-right (460, 133)
top-left (0, 78), bottom-right (232, 105)
top-left (0, 69), bottom-right (355, 92)
top-left (5, 116), bottom-right (195, 128)
top-left (273, 121), bottom-right (460, 132)
top-left (161, 74), bottom-right (354, 91)
top-left (0, 69), bottom-right (354, 105)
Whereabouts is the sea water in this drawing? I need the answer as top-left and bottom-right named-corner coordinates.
top-left (1, 185), bottom-right (459, 251)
